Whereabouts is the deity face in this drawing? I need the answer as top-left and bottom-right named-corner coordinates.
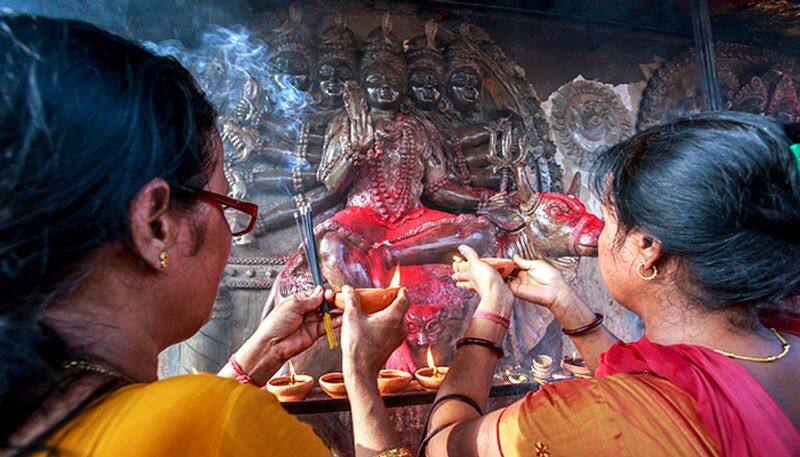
top-left (447, 67), bottom-right (481, 113)
top-left (408, 68), bottom-right (442, 111)
top-left (363, 67), bottom-right (406, 110)
top-left (268, 51), bottom-right (310, 92)
top-left (317, 60), bottom-right (354, 105)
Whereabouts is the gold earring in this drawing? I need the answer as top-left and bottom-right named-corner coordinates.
top-left (637, 263), bottom-right (657, 281)
top-left (159, 251), bottom-right (168, 269)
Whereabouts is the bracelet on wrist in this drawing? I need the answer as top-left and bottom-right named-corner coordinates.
top-left (229, 354), bottom-right (265, 388)
top-left (562, 312), bottom-right (604, 336)
top-left (473, 309), bottom-right (510, 329)
top-left (455, 337), bottom-right (504, 358)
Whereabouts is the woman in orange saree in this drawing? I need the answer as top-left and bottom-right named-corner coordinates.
top-left (395, 112), bottom-right (800, 456)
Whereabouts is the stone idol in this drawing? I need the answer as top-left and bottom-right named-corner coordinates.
top-left (161, 3), bottom-right (604, 454)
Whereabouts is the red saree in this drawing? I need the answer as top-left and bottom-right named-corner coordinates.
top-left (597, 313), bottom-right (800, 456)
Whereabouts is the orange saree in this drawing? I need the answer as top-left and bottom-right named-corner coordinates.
top-left (497, 373), bottom-right (718, 456)
top-left (597, 313), bottom-right (800, 457)
top-left (497, 314), bottom-right (800, 456)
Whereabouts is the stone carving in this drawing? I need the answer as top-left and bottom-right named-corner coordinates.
top-left (550, 79), bottom-right (633, 166)
top-left (221, 256), bottom-right (287, 290)
top-left (638, 43), bottom-right (800, 130)
top-left (164, 3), bottom-right (608, 455)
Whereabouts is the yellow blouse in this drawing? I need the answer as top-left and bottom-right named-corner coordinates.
top-left (38, 374), bottom-right (330, 456)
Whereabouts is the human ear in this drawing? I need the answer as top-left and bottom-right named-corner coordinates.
top-left (128, 178), bottom-right (180, 271)
top-left (632, 229), bottom-right (663, 272)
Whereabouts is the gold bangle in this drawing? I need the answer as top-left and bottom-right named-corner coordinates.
top-left (375, 448), bottom-right (412, 457)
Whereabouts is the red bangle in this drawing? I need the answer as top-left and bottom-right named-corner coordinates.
top-left (562, 313), bottom-right (604, 336)
top-left (473, 309), bottom-right (510, 329)
top-left (229, 355), bottom-right (263, 387)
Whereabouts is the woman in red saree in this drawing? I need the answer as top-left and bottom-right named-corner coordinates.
top-left (378, 112), bottom-right (800, 456)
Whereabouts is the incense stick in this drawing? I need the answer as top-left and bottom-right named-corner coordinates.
top-left (295, 204), bottom-right (337, 349)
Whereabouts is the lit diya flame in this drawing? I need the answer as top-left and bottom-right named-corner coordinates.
top-left (389, 264), bottom-right (401, 288)
top-left (427, 346), bottom-right (439, 378)
top-left (266, 361), bottom-right (314, 402)
top-left (415, 346), bottom-right (448, 390)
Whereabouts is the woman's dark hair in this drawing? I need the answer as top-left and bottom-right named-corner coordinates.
top-left (0, 15), bottom-right (217, 444)
top-left (591, 111), bottom-right (800, 323)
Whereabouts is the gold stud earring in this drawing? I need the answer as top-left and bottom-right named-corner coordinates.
top-left (159, 251), bottom-right (168, 270)
top-left (637, 263), bottom-right (657, 281)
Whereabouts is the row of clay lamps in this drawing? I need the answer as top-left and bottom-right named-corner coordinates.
top-left (267, 366), bottom-right (449, 402)
top-left (534, 353), bottom-right (591, 380)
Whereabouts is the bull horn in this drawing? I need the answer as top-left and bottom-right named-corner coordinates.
top-left (567, 172), bottom-right (582, 199)
top-left (516, 164), bottom-right (540, 207)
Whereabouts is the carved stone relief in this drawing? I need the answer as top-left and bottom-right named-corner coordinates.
top-left (638, 43), bottom-right (800, 130)
top-left (549, 79), bottom-right (633, 166)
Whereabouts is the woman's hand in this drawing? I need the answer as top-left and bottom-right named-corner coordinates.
top-left (257, 286), bottom-right (342, 361)
top-left (508, 255), bottom-right (573, 310)
top-left (340, 285), bottom-right (410, 456)
top-left (452, 245), bottom-right (513, 307)
top-left (224, 287), bottom-right (342, 385)
top-left (341, 285), bottom-right (411, 379)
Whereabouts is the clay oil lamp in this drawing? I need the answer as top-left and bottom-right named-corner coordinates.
top-left (319, 372), bottom-right (348, 398)
top-left (266, 362), bottom-right (314, 402)
top-left (333, 266), bottom-right (402, 314)
top-left (562, 351), bottom-right (592, 377)
top-left (414, 347), bottom-right (449, 390)
top-left (453, 256), bottom-right (518, 278)
top-left (531, 354), bottom-right (553, 380)
top-left (377, 369), bottom-right (412, 395)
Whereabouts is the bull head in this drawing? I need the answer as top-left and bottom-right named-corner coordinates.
top-left (513, 166), bottom-right (604, 259)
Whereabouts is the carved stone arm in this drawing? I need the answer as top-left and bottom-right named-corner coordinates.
top-left (317, 113), bottom-right (362, 195)
top-left (423, 135), bottom-right (493, 213)
top-left (258, 187), bottom-right (340, 232)
top-left (449, 123), bottom-right (492, 148)
top-left (250, 168), bottom-right (319, 192)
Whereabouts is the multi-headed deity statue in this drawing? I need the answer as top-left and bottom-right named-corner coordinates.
top-left (312, 15), bottom-right (498, 287)
top-left (276, 14), bottom-right (505, 370)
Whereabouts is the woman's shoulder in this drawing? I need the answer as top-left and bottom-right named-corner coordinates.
top-left (498, 373), bottom-right (719, 456)
top-left (534, 372), bottom-right (690, 402)
top-left (132, 373), bottom-right (274, 404)
top-left (46, 374), bottom-right (330, 456)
